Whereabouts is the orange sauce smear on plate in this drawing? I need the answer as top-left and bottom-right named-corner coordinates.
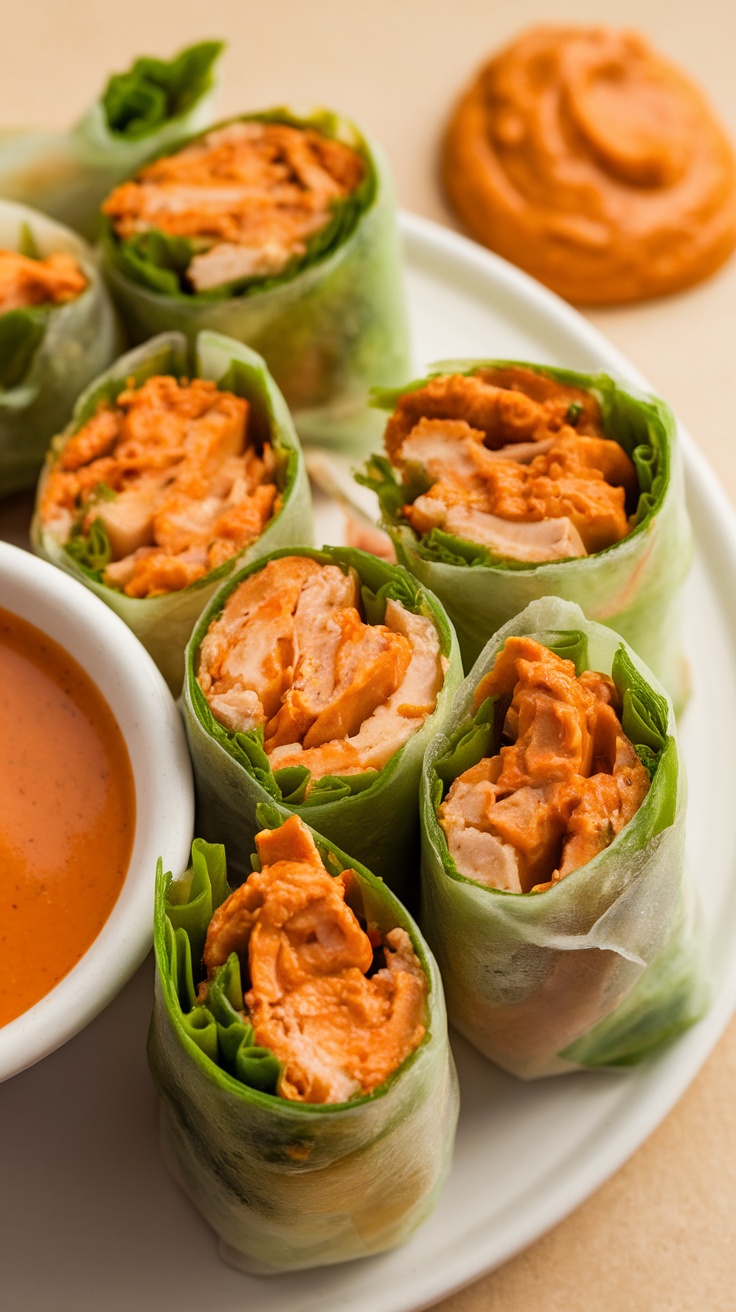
top-left (0, 606), bottom-right (136, 1026)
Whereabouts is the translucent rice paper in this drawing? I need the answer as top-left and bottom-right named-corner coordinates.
top-left (149, 817), bottom-right (459, 1273)
top-left (182, 546), bottom-right (463, 904)
top-left (0, 201), bottom-right (119, 496)
top-left (100, 110), bottom-right (411, 453)
top-left (0, 42), bottom-right (223, 240)
top-left (366, 361), bottom-right (692, 710)
top-left (420, 597), bottom-right (710, 1080)
top-left (31, 330), bottom-right (314, 693)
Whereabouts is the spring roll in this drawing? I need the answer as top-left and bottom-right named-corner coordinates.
top-left (150, 812), bottom-right (458, 1272)
top-left (0, 42), bottom-right (223, 240)
top-left (420, 596), bottom-right (709, 1079)
top-left (360, 361), bottom-right (692, 709)
top-left (99, 109), bottom-right (410, 450)
top-left (0, 201), bottom-right (119, 496)
top-left (183, 545), bottom-right (463, 902)
top-left (32, 330), bottom-right (313, 692)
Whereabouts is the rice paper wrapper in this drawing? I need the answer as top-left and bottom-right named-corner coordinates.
top-left (183, 545), bottom-right (464, 904)
top-left (31, 329), bottom-right (313, 693)
top-left (149, 817), bottom-right (459, 1273)
top-left (0, 42), bottom-right (222, 240)
top-left (366, 362), bottom-right (692, 710)
top-left (420, 596), bottom-right (710, 1080)
top-left (0, 201), bottom-right (120, 496)
top-left (101, 110), bottom-right (411, 453)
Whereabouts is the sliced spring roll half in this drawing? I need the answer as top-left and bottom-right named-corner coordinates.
top-left (99, 109), bottom-right (410, 449)
top-left (184, 545), bottom-right (463, 902)
top-left (420, 596), bottom-right (709, 1079)
top-left (0, 201), bottom-right (119, 496)
top-left (150, 810), bottom-right (458, 1273)
top-left (32, 330), bottom-right (313, 692)
top-left (0, 42), bottom-right (223, 240)
top-left (360, 361), bottom-right (692, 709)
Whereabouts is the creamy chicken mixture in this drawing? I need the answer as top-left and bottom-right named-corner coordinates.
top-left (439, 636), bottom-right (650, 893)
top-left (385, 367), bottom-right (638, 562)
top-left (102, 120), bottom-right (365, 292)
top-left (201, 814), bottom-right (427, 1103)
top-left (40, 374), bottom-right (279, 598)
top-left (198, 555), bottom-right (446, 784)
top-left (0, 249), bottom-right (87, 313)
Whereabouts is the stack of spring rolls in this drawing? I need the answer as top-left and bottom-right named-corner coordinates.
top-left (1, 38), bottom-right (710, 1276)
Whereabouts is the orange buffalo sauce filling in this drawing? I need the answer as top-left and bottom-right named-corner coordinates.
top-left (201, 815), bottom-right (427, 1103)
top-left (0, 608), bottom-right (135, 1027)
top-left (442, 27), bottom-right (736, 303)
top-left (103, 120), bottom-right (365, 292)
top-left (386, 367), bottom-right (637, 561)
top-left (198, 555), bottom-right (445, 784)
top-left (39, 375), bottom-right (279, 598)
top-left (438, 636), bottom-right (649, 894)
top-left (0, 249), bottom-right (87, 313)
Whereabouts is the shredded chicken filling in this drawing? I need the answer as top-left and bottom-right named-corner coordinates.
top-left (438, 636), bottom-right (650, 894)
top-left (39, 374), bottom-right (279, 598)
top-left (385, 367), bottom-right (639, 562)
top-left (0, 249), bottom-right (87, 313)
top-left (102, 120), bottom-right (365, 292)
top-left (198, 554), bottom-right (446, 785)
top-left (201, 815), bottom-right (427, 1104)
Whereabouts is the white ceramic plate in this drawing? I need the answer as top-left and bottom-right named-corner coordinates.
top-left (1, 213), bottom-right (735, 1310)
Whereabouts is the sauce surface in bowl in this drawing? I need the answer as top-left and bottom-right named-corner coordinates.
top-left (0, 606), bottom-right (136, 1026)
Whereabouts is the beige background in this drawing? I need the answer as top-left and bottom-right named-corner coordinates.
top-left (4, 1), bottom-right (736, 1307)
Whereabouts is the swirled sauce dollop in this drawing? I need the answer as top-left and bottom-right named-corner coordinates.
top-left (442, 26), bottom-right (736, 302)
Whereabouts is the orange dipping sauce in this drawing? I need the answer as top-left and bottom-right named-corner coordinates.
top-left (0, 607), bottom-right (135, 1026)
top-left (443, 26), bottom-right (736, 303)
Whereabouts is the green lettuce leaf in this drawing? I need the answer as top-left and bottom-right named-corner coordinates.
top-left (116, 229), bottom-right (196, 296)
top-left (102, 41), bottom-right (223, 140)
top-left (205, 953), bottom-right (281, 1093)
top-left (0, 307), bottom-right (48, 389)
top-left (63, 516), bottom-right (112, 576)
top-left (17, 221), bottom-right (42, 259)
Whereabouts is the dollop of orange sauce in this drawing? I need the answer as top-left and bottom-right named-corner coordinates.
top-left (0, 607), bottom-right (135, 1027)
top-left (442, 26), bottom-right (736, 303)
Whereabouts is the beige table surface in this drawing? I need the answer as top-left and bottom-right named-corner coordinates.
top-left (4, 1), bottom-right (736, 1307)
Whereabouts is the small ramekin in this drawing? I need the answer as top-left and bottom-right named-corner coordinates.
top-left (0, 540), bottom-right (194, 1081)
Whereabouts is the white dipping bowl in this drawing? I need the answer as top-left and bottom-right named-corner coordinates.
top-left (0, 540), bottom-right (194, 1081)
